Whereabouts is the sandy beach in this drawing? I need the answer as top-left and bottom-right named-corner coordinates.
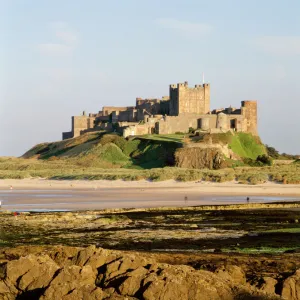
top-left (0, 178), bottom-right (300, 195)
top-left (0, 178), bottom-right (299, 211)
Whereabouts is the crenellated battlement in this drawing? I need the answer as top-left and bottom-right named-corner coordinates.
top-left (170, 82), bottom-right (210, 90)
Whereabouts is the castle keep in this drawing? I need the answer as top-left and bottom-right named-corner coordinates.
top-left (62, 82), bottom-right (258, 140)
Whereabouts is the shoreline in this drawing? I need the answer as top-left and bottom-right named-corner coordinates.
top-left (0, 178), bottom-right (300, 196)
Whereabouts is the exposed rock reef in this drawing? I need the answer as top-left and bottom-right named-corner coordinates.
top-left (0, 245), bottom-right (300, 300)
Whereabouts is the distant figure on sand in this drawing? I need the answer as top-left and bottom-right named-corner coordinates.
top-left (247, 197), bottom-right (250, 203)
top-left (0, 200), bottom-right (2, 208)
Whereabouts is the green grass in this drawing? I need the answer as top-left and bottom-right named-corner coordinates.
top-left (22, 133), bottom-right (181, 170)
top-left (1, 157), bottom-right (300, 184)
top-left (229, 133), bottom-right (266, 159)
top-left (264, 228), bottom-right (300, 233)
top-left (138, 134), bottom-right (185, 144)
top-left (96, 143), bottom-right (131, 164)
top-left (23, 132), bottom-right (104, 159)
top-left (222, 247), bottom-right (298, 254)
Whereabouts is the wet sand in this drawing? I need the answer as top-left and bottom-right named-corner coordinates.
top-left (0, 179), bottom-right (299, 211)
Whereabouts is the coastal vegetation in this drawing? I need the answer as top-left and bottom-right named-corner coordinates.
top-left (0, 156), bottom-right (299, 184)
top-left (1, 131), bottom-right (298, 184)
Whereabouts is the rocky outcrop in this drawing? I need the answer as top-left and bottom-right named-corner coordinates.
top-left (0, 245), bottom-right (298, 299)
top-left (40, 265), bottom-right (100, 300)
top-left (282, 270), bottom-right (300, 300)
top-left (259, 277), bottom-right (278, 294)
top-left (175, 147), bottom-right (226, 169)
top-left (215, 264), bottom-right (246, 285)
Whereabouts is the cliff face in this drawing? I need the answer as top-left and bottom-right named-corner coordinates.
top-left (175, 147), bottom-right (226, 169)
top-left (1, 245), bottom-right (298, 300)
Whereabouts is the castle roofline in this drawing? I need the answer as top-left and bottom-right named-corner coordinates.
top-left (169, 82), bottom-right (210, 89)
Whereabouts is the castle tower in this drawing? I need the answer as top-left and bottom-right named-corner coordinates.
top-left (169, 81), bottom-right (210, 116)
top-left (241, 101), bottom-right (258, 135)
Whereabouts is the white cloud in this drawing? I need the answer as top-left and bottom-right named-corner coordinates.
top-left (38, 22), bottom-right (78, 56)
top-left (155, 18), bottom-right (212, 37)
top-left (253, 36), bottom-right (300, 55)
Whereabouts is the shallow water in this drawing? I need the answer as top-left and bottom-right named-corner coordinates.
top-left (0, 189), bottom-right (299, 212)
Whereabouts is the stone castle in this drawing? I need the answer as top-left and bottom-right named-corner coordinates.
top-left (62, 81), bottom-right (258, 140)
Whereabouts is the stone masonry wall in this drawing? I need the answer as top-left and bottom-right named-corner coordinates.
top-left (72, 116), bottom-right (95, 138)
top-left (123, 124), bottom-right (152, 137)
top-left (102, 106), bottom-right (135, 116)
top-left (169, 82), bottom-right (210, 116)
top-left (62, 131), bottom-right (73, 140)
top-left (241, 101), bottom-right (258, 135)
top-left (157, 114), bottom-right (199, 134)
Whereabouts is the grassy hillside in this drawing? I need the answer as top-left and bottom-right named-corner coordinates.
top-left (229, 133), bottom-right (266, 159)
top-left (0, 132), bottom-right (296, 183)
top-left (1, 132), bottom-right (298, 183)
top-left (198, 132), bottom-right (266, 159)
top-left (23, 132), bottom-right (180, 169)
top-left (22, 132), bottom-right (267, 169)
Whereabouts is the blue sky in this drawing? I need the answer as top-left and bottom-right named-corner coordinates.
top-left (1, 0), bottom-right (300, 156)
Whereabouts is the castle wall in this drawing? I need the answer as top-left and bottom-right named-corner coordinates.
top-left (118, 108), bottom-right (158, 122)
top-left (137, 109), bottom-right (147, 121)
top-left (123, 124), bottom-right (153, 138)
top-left (241, 101), bottom-right (258, 135)
top-left (199, 115), bottom-right (218, 130)
top-left (198, 113), bottom-right (247, 133)
top-left (72, 116), bottom-right (95, 138)
top-left (217, 113), bottom-right (228, 130)
top-left (118, 110), bottom-right (138, 122)
top-left (102, 106), bottom-right (135, 116)
top-left (136, 97), bottom-right (170, 116)
top-left (122, 116), bottom-right (162, 137)
top-left (229, 115), bottom-right (245, 132)
top-left (169, 84), bottom-right (179, 116)
top-left (62, 131), bottom-right (73, 140)
top-left (156, 110), bottom-right (248, 136)
top-left (96, 116), bottom-right (110, 122)
top-left (169, 82), bottom-right (210, 116)
top-left (157, 114), bottom-right (199, 134)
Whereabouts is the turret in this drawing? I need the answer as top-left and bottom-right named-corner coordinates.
top-left (241, 101), bottom-right (258, 135)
